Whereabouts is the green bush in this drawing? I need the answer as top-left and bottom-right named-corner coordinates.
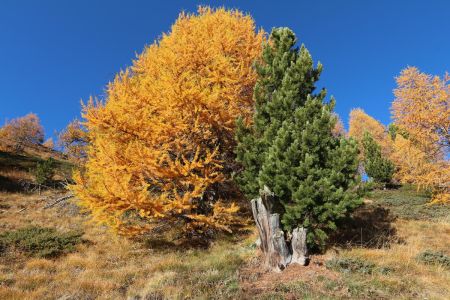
top-left (0, 226), bottom-right (83, 258)
top-left (416, 250), bottom-right (450, 269)
top-left (362, 132), bottom-right (394, 184)
top-left (33, 157), bottom-right (55, 185)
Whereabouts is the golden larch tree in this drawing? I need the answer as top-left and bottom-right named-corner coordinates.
top-left (71, 7), bottom-right (265, 235)
top-left (391, 67), bottom-right (449, 203)
top-left (58, 119), bottom-right (89, 163)
top-left (392, 67), bottom-right (449, 155)
top-left (390, 135), bottom-right (449, 202)
top-left (348, 108), bottom-right (392, 156)
top-left (0, 113), bottom-right (44, 152)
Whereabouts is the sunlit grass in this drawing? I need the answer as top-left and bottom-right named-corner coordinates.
top-left (0, 187), bottom-right (449, 299)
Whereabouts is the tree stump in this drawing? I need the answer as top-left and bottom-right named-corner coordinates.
top-left (291, 227), bottom-right (308, 265)
top-left (251, 186), bottom-right (309, 272)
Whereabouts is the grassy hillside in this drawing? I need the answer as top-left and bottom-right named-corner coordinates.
top-left (0, 184), bottom-right (449, 299)
top-left (0, 150), bottom-right (73, 193)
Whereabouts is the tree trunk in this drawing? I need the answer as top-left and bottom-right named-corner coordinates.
top-left (251, 186), bottom-right (309, 272)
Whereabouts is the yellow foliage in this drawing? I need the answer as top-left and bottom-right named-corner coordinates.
top-left (348, 108), bottom-right (392, 156)
top-left (391, 135), bottom-right (449, 203)
top-left (392, 67), bottom-right (449, 155)
top-left (331, 113), bottom-right (346, 137)
top-left (430, 193), bottom-right (450, 205)
top-left (0, 113), bottom-right (44, 152)
top-left (391, 67), bottom-right (449, 204)
top-left (58, 119), bottom-right (89, 163)
top-left (71, 7), bottom-right (264, 235)
top-left (186, 201), bottom-right (243, 233)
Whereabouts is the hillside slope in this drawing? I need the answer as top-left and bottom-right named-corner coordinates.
top-left (0, 185), bottom-right (449, 299)
top-left (0, 148), bottom-right (72, 193)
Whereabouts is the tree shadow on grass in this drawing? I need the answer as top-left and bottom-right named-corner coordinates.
top-left (141, 235), bottom-right (213, 252)
top-left (0, 175), bottom-right (67, 193)
top-left (139, 225), bottom-right (253, 252)
top-left (136, 222), bottom-right (213, 251)
top-left (0, 174), bottom-right (29, 193)
top-left (330, 204), bottom-right (404, 249)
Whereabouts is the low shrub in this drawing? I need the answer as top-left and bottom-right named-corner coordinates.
top-left (0, 226), bottom-right (83, 258)
top-left (416, 250), bottom-right (450, 269)
top-left (326, 257), bottom-right (375, 274)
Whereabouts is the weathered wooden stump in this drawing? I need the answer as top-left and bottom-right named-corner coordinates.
top-left (251, 186), bottom-right (309, 272)
top-left (291, 227), bottom-right (308, 265)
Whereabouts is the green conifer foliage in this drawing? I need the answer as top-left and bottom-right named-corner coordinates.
top-left (34, 158), bottom-right (55, 186)
top-left (235, 28), bottom-right (362, 248)
top-left (362, 132), bottom-right (395, 184)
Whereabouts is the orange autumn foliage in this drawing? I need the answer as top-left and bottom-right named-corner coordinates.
top-left (0, 113), bottom-right (44, 152)
top-left (391, 135), bottom-right (449, 202)
top-left (43, 138), bottom-right (54, 149)
top-left (391, 67), bottom-right (449, 204)
top-left (331, 113), bottom-right (346, 137)
top-left (58, 119), bottom-right (89, 163)
top-left (348, 108), bottom-right (392, 156)
top-left (392, 67), bottom-right (449, 155)
top-left (71, 7), bottom-right (265, 235)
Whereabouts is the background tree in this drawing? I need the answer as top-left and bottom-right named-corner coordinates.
top-left (236, 28), bottom-right (361, 270)
top-left (0, 113), bottom-right (44, 152)
top-left (58, 119), bottom-right (89, 163)
top-left (391, 67), bottom-right (449, 203)
top-left (0, 127), bottom-right (8, 151)
top-left (362, 132), bottom-right (394, 185)
top-left (71, 7), bottom-right (265, 235)
top-left (332, 113), bottom-right (346, 137)
top-left (43, 138), bottom-right (55, 150)
top-left (392, 67), bottom-right (449, 154)
top-left (348, 108), bottom-right (392, 156)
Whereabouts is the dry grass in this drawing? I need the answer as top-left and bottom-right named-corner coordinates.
top-left (324, 219), bottom-right (450, 299)
top-left (237, 218), bottom-right (450, 299)
top-left (0, 150), bottom-right (73, 195)
top-left (0, 187), bottom-right (449, 299)
top-left (0, 191), bottom-right (254, 299)
top-left (0, 169), bottom-right (33, 182)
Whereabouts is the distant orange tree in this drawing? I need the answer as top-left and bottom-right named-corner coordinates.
top-left (331, 113), bottom-right (346, 137)
top-left (0, 113), bottom-right (44, 152)
top-left (391, 67), bottom-right (449, 203)
top-left (43, 138), bottom-right (55, 149)
top-left (348, 108), bottom-right (392, 156)
top-left (71, 7), bottom-right (265, 235)
top-left (58, 119), bottom-right (89, 163)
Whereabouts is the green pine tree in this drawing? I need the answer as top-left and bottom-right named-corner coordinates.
top-left (34, 158), bottom-right (55, 186)
top-left (235, 28), bottom-right (362, 249)
top-left (362, 132), bottom-right (395, 184)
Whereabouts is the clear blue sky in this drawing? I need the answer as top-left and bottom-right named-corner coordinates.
top-left (1, 0), bottom-right (449, 140)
